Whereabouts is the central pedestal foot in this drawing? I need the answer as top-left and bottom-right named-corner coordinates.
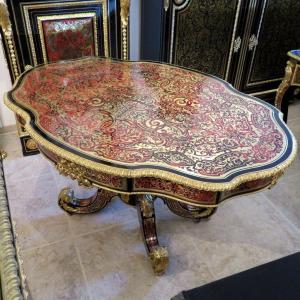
top-left (136, 195), bottom-right (169, 275)
top-left (149, 246), bottom-right (169, 275)
top-left (58, 188), bottom-right (115, 214)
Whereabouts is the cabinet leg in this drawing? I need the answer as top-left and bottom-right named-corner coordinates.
top-left (275, 60), bottom-right (295, 111)
top-left (136, 195), bottom-right (169, 275)
top-left (58, 187), bottom-right (115, 214)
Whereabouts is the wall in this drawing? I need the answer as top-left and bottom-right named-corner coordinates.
top-left (0, 34), bottom-right (15, 127)
top-left (130, 0), bottom-right (141, 61)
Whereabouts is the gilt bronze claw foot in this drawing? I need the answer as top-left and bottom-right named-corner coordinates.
top-left (136, 195), bottom-right (169, 275)
top-left (58, 187), bottom-right (115, 214)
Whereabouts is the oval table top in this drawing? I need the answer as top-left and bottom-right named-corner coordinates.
top-left (5, 57), bottom-right (297, 192)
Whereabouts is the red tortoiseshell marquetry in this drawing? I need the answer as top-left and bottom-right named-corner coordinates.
top-left (134, 177), bottom-right (217, 204)
top-left (42, 17), bottom-right (95, 62)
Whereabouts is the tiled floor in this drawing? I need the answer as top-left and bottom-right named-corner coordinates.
top-left (1, 101), bottom-right (300, 300)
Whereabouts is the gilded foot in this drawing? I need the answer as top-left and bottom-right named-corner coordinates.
top-left (136, 195), bottom-right (169, 275)
top-left (58, 187), bottom-right (115, 214)
top-left (149, 246), bottom-right (169, 276)
top-left (0, 150), bottom-right (7, 159)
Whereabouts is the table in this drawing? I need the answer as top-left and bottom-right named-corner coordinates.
top-left (275, 50), bottom-right (300, 121)
top-left (5, 57), bottom-right (297, 275)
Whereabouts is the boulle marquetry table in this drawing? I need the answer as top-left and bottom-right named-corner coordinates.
top-left (5, 57), bottom-right (297, 275)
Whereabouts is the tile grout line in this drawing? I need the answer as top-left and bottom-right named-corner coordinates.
top-left (52, 169), bottom-right (93, 300)
top-left (287, 114), bottom-right (300, 122)
top-left (283, 168), bottom-right (300, 180)
top-left (73, 217), bottom-right (138, 239)
top-left (22, 237), bottom-right (69, 253)
top-left (176, 220), bottom-right (218, 280)
top-left (189, 237), bottom-right (218, 280)
top-left (66, 212), bottom-right (93, 300)
top-left (262, 193), bottom-right (300, 237)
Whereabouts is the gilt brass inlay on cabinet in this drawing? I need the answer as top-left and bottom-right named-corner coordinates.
top-left (141, 0), bottom-right (300, 121)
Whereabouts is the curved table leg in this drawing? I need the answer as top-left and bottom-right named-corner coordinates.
top-left (136, 195), bottom-right (169, 275)
top-left (164, 198), bottom-right (217, 222)
top-left (58, 187), bottom-right (115, 214)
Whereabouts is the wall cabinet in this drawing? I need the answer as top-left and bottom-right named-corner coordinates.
top-left (141, 0), bottom-right (300, 117)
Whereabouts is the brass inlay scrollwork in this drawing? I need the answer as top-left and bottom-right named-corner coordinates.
top-left (4, 59), bottom-right (297, 193)
top-left (120, 0), bottom-right (130, 60)
top-left (0, 3), bottom-right (20, 80)
top-left (233, 36), bottom-right (241, 53)
top-left (24, 65), bottom-right (33, 71)
top-left (248, 34), bottom-right (258, 51)
top-left (56, 159), bottom-right (92, 187)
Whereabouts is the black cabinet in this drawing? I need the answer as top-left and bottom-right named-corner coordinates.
top-left (141, 0), bottom-right (300, 109)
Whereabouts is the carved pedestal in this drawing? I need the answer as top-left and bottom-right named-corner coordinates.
top-left (58, 188), bottom-right (219, 275)
top-left (136, 195), bottom-right (169, 275)
top-left (58, 188), bottom-right (115, 214)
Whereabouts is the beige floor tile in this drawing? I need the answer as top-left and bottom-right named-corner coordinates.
top-left (5, 173), bottom-right (71, 250)
top-left (265, 174), bottom-right (300, 229)
top-left (75, 220), bottom-right (214, 300)
top-left (285, 151), bottom-right (300, 178)
top-left (66, 199), bottom-right (137, 236)
top-left (287, 117), bottom-right (300, 139)
top-left (23, 240), bottom-right (89, 300)
top-left (3, 154), bottom-right (52, 183)
top-left (172, 193), bottom-right (300, 279)
top-left (0, 131), bottom-right (22, 159)
top-left (287, 99), bottom-right (300, 121)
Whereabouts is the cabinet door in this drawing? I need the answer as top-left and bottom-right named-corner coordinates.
top-left (164, 0), bottom-right (247, 82)
top-left (237, 0), bottom-right (300, 95)
top-left (5, 0), bottom-right (122, 72)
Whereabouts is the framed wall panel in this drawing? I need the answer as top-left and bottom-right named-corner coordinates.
top-left (10, 0), bottom-right (109, 67)
top-left (237, 0), bottom-right (300, 94)
top-left (163, 0), bottom-right (248, 81)
top-left (5, 0), bottom-right (123, 73)
top-left (37, 12), bottom-right (101, 63)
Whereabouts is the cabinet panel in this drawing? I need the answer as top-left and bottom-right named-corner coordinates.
top-left (167, 0), bottom-right (246, 80)
top-left (239, 0), bottom-right (300, 93)
top-left (5, 0), bottom-right (122, 72)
